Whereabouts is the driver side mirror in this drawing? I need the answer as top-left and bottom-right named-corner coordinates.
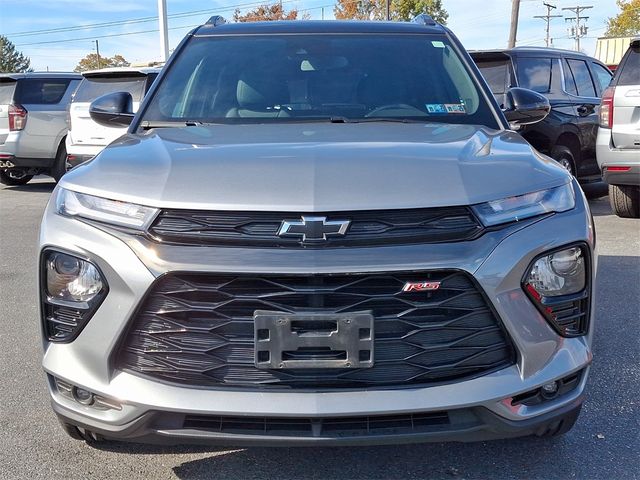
top-left (89, 91), bottom-right (134, 127)
top-left (502, 87), bottom-right (550, 127)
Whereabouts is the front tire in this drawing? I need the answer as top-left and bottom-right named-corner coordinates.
top-left (51, 140), bottom-right (69, 182)
top-left (0, 170), bottom-right (33, 186)
top-left (609, 184), bottom-right (640, 218)
top-left (550, 145), bottom-right (576, 177)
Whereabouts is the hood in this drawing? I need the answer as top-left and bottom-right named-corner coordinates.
top-left (60, 123), bottom-right (569, 211)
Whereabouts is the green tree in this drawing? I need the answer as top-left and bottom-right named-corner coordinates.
top-left (74, 53), bottom-right (130, 72)
top-left (605, 0), bottom-right (640, 37)
top-left (0, 35), bottom-right (31, 73)
top-left (334, 0), bottom-right (448, 23)
top-left (233, 3), bottom-right (309, 22)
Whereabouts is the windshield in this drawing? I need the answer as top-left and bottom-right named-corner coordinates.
top-left (142, 34), bottom-right (499, 128)
top-left (74, 76), bottom-right (147, 103)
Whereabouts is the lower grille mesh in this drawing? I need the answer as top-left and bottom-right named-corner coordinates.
top-left (117, 271), bottom-right (515, 389)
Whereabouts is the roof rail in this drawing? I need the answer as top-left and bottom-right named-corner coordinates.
top-left (205, 15), bottom-right (227, 26)
top-left (413, 14), bottom-right (437, 26)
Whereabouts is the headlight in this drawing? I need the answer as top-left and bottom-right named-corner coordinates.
top-left (523, 245), bottom-right (590, 337)
top-left (472, 183), bottom-right (575, 227)
top-left (55, 188), bottom-right (158, 230)
top-left (46, 252), bottom-right (104, 302)
top-left (41, 251), bottom-right (108, 342)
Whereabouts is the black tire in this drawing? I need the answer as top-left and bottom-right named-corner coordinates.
top-left (550, 145), bottom-right (576, 177)
top-left (0, 169), bottom-right (33, 186)
top-left (50, 140), bottom-right (69, 182)
top-left (536, 404), bottom-right (582, 438)
top-left (609, 184), bottom-right (640, 218)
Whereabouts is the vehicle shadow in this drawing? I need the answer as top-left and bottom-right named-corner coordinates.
top-left (581, 181), bottom-right (608, 200)
top-left (2, 182), bottom-right (56, 193)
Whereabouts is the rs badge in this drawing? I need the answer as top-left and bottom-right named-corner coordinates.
top-left (402, 281), bottom-right (441, 292)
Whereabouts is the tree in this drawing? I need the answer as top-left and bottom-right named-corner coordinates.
top-left (0, 35), bottom-right (31, 73)
top-left (74, 53), bottom-right (130, 72)
top-left (605, 0), bottom-right (640, 37)
top-left (233, 3), bottom-right (309, 22)
top-left (334, 0), bottom-right (448, 23)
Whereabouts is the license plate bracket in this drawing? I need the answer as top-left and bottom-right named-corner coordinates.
top-left (254, 311), bottom-right (374, 369)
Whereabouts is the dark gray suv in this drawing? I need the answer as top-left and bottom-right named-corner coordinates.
top-left (39, 16), bottom-right (595, 446)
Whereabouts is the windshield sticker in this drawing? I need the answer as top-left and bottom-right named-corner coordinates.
top-left (445, 104), bottom-right (466, 114)
top-left (431, 41), bottom-right (446, 48)
top-left (426, 104), bottom-right (448, 114)
top-left (426, 103), bottom-right (466, 114)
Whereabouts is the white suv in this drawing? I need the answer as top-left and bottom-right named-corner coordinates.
top-left (66, 67), bottom-right (159, 168)
top-left (597, 38), bottom-right (640, 218)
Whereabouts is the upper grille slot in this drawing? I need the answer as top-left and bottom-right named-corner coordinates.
top-left (148, 207), bottom-right (484, 248)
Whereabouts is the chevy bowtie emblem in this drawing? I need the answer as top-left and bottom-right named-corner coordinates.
top-left (402, 281), bottom-right (441, 292)
top-left (278, 216), bottom-right (350, 242)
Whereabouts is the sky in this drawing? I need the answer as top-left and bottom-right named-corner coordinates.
top-left (0, 0), bottom-right (621, 71)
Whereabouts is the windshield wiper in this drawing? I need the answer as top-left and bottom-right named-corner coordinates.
top-left (329, 117), bottom-right (427, 124)
top-left (140, 120), bottom-right (211, 129)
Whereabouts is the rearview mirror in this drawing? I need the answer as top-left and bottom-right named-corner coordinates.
top-left (503, 87), bottom-right (550, 127)
top-left (89, 91), bottom-right (134, 127)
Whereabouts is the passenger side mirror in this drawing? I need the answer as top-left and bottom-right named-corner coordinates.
top-left (89, 91), bottom-right (134, 127)
top-left (502, 87), bottom-right (551, 127)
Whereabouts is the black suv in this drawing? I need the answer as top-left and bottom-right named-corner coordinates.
top-left (471, 47), bottom-right (612, 183)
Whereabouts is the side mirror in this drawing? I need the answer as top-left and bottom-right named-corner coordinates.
top-left (89, 91), bottom-right (134, 127)
top-left (503, 87), bottom-right (551, 127)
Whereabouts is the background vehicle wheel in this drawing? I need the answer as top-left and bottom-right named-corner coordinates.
top-left (51, 140), bottom-right (69, 182)
top-left (609, 184), bottom-right (640, 218)
top-left (550, 146), bottom-right (576, 177)
top-left (0, 170), bottom-right (33, 186)
top-left (536, 404), bottom-right (582, 438)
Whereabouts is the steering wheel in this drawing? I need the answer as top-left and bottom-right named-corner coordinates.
top-left (365, 104), bottom-right (426, 117)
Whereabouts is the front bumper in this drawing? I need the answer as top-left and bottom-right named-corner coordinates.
top-left (39, 181), bottom-right (596, 444)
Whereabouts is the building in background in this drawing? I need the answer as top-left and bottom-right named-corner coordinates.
top-left (595, 36), bottom-right (637, 71)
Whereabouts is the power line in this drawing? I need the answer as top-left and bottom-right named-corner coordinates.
top-left (534, 2), bottom-right (562, 47)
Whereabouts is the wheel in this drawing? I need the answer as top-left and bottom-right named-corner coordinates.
top-left (550, 145), bottom-right (576, 177)
top-left (536, 404), bottom-right (582, 438)
top-left (50, 140), bottom-right (69, 182)
top-left (609, 184), bottom-right (640, 218)
top-left (0, 169), bottom-right (33, 186)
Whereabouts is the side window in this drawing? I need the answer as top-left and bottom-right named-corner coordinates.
top-left (566, 59), bottom-right (596, 97)
top-left (591, 63), bottom-right (612, 93)
top-left (562, 59), bottom-right (578, 95)
top-left (516, 57), bottom-right (552, 93)
top-left (15, 79), bottom-right (71, 104)
top-left (616, 47), bottom-right (639, 86)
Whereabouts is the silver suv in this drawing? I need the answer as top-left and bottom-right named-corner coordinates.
top-left (0, 72), bottom-right (81, 185)
top-left (39, 17), bottom-right (595, 446)
top-left (596, 37), bottom-right (640, 218)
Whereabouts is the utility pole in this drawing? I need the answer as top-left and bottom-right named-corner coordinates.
top-left (508, 0), bottom-right (521, 48)
top-left (386, 0), bottom-right (391, 21)
top-left (534, 3), bottom-right (562, 47)
top-left (94, 40), bottom-right (101, 69)
top-left (158, 0), bottom-right (169, 62)
top-left (563, 5), bottom-right (592, 52)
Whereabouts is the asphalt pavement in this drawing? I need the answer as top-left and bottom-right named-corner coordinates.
top-left (0, 178), bottom-right (638, 480)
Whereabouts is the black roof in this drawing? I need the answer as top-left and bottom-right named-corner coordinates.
top-left (469, 46), bottom-right (589, 58)
top-left (0, 72), bottom-right (81, 80)
top-left (195, 20), bottom-right (445, 36)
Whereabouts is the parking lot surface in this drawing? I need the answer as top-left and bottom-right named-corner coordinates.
top-left (1, 179), bottom-right (638, 480)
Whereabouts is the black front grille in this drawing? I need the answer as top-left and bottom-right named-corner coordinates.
top-left (148, 207), bottom-right (484, 248)
top-left (117, 271), bottom-right (515, 389)
top-left (182, 411), bottom-right (453, 437)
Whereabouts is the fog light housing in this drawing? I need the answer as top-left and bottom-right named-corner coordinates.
top-left (523, 244), bottom-right (590, 337)
top-left (41, 250), bottom-right (108, 342)
top-left (73, 387), bottom-right (94, 405)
